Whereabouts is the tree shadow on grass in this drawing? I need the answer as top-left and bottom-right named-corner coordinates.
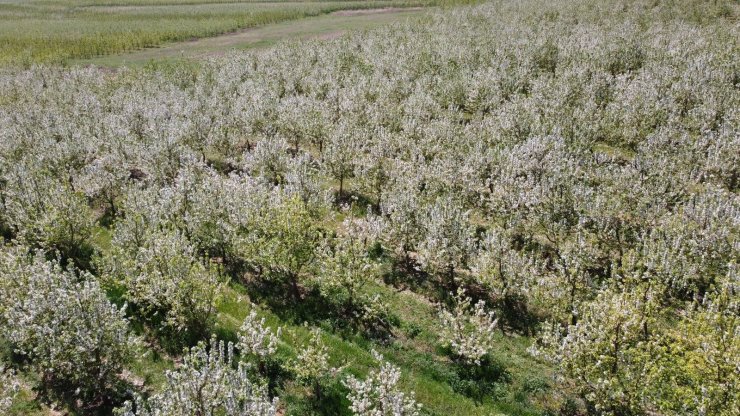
top-left (493, 292), bottom-right (543, 337)
top-left (440, 351), bottom-right (513, 403)
top-left (284, 381), bottom-right (351, 416)
top-left (382, 254), bottom-right (432, 294)
top-left (244, 275), bottom-right (395, 342)
top-left (26, 373), bottom-right (135, 416)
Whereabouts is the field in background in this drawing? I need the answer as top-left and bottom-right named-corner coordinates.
top-left (77, 7), bottom-right (428, 66)
top-left (0, 0), bottom-right (440, 67)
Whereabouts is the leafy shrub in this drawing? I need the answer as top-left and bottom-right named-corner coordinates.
top-left (316, 232), bottom-right (382, 314)
top-left (290, 328), bottom-right (337, 399)
top-left (105, 228), bottom-right (221, 344)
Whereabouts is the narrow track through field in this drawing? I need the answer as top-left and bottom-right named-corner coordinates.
top-left (78, 7), bottom-right (427, 66)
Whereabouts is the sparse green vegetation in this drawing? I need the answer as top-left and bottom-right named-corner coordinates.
top-left (0, 0), bottom-right (437, 67)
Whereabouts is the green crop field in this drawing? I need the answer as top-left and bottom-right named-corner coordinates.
top-left (0, 0), bottom-right (439, 67)
top-left (76, 6), bottom-right (430, 66)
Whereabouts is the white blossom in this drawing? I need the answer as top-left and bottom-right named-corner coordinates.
top-left (0, 248), bottom-right (138, 403)
top-left (118, 338), bottom-right (278, 416)
top-left (344, 351), bottom-right (421, 416)
top-left (438, 288), bottom-right (498, 365)
top-left (237, 310), bottom-right (282, 359)
top-left (0, 366), bottom-right (19, 414)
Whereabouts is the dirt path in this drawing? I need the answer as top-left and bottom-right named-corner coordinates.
top-left (330, 6), bottom-right (424, 16)
top-left (77, 7), bottom-right (427, 67)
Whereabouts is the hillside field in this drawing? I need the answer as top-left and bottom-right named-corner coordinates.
top-left (75, 6), bottom-right (429, 67)
top-left (0, 0), bottom-right (737, 416)
top-left (0, 0), bottom-right (440, 66)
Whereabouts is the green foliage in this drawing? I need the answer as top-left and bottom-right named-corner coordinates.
top-left (652, 280), bottom-right (739, 415)
top-left (532, 288), bottom-right (657, 414)
top-left (0, 0), bottom-right (441, 67)
top-left (289, 328), bottom-right (338, 401)
top-left (105, 228), bottom-right (222, 344)
top-left (316, 231), bottom-right (381, 312)
top-left (245, 196), bottom-right (320, 293)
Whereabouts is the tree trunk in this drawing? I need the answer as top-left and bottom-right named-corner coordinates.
top-left (447, 264), bottom-right (457, 292)
top-left (291, 274), bottom-right (301, 301)
top-left (313, 379), bottom-right (322, 401)
top-left (338, 175), bottom-right (344, 201)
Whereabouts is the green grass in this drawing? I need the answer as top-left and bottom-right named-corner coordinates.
top-left (0, 0), bottom-right (437, 67)
top-left (77, 5), bottom-right (430, 66)
top-left (209, 277), bottom-right (551, 416)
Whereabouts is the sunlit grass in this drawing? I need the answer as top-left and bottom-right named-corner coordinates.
top-left (205, 275), bottom-right (551, 415)
top-left (0, 0), bottom-right (437, 67)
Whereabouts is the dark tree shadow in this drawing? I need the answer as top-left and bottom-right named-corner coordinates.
top-left (494, 292), bottom-right (542, 337)
top-left (311, 381), bottom-right (350, 416)
top-left (244, 275), bottom-right (395, 342)
top-left (284, 380), bottom-right (351, 416)
top-left (447, 355), bottom-right (512, 403)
